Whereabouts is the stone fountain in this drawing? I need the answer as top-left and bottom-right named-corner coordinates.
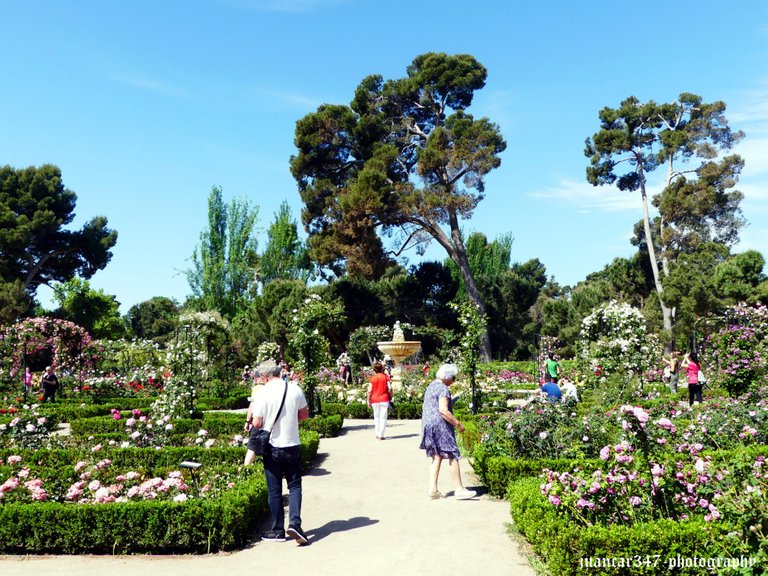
top-left (377, 321), bottom-right (421, 391)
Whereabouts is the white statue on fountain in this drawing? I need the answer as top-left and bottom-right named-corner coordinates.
top-left (393, 320), bottom-right (404, 342)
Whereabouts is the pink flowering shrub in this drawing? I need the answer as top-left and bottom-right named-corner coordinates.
top-left (536, 401), bottom-right (768, 530)
top-left (120, 410), bottom-right (175, 448)
top-left (1, 452), bottom-right (254, 505)
top-left (707, 304), bottom-right (768, 397)
top-left (0, 404), bottom-right (54, 450)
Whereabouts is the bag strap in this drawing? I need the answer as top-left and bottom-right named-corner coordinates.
top-left (267, 381), bottom-right (289, 435)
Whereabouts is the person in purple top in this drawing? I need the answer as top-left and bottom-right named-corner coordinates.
top-left (419, 363), bottom-right (476, 500)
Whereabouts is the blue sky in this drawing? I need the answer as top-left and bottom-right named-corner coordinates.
top-left (2, 0), bottom-right (767, 312)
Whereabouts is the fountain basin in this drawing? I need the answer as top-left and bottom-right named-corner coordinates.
top-left (376, 341), bottom-right (422, 359)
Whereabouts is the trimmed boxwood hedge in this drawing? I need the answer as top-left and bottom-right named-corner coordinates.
top-left (196, 396), bottom-right (249, 410)
top-left (471, 444), bottom-right (601, 498)
top-left (69, 415), bottom-right (203, 437)
top-left (507, 476), bottom-right (734, 576)
top-left (301, 414), bottom-right (344, 438)
top-left (68, 411), bottom-right (345, 447)
top-left (321, 402), bottom-right (421, 420)
top-left (0, 431), bottom-right (321, 554)
top-left (0, 493), bottom-right (264, 554)
top-left (34, 395), bottom-right (247, 423)
top-left (472, 443), bottom-right (768, 500)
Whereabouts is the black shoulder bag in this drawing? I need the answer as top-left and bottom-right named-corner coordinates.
top-left (251, 382), bottom-right (288, 456)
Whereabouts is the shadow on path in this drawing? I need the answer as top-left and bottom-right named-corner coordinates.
top-left (342, 424), bottom-right (373, 433)
top-left (306, 467), bottom-right (331, 477)
top-left (306, 517), bottom-right (379, 543)
top-left (384, 433), bottom-right (419, 440)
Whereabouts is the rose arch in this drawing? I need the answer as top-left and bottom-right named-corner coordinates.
top-left (0, 317), bottom-right (98, 382)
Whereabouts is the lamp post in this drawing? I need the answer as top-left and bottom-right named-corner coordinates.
top-left (180, 460), bottom-right (202, 496)
top-left (21, 337), bottom-right (28, 402)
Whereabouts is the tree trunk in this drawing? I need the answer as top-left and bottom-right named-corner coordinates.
top-left (447, 212), bottom-right (493, 362)
top-left (638, 166), bottom-right (673, 332)
top-left (409, 212), bottom-right (493, 362)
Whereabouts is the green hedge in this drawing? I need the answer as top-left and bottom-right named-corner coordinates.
top-left (34, 396), bottom-right (246, 420)
top-left (0, 488), bottom-right (267, 554)
top-left (508, 476), bottom-right (733, 576)
top-left (472, 443), bottom-right (768, 500)
top-left (321, 402), bottom-right (421, 420)
top-left (0, 447), bottom-right (263, 554)
top-left (390, 402), bottom-right (422, 419)
top-left (197, 396), bottom-right (249, 410)
top-left (471, 444), bottom-right (600, 498)
top-left (300, 414), bottom-right (344, 438)
top-left (34, 402), bottom-right (144, 423)
top-left (0, 433), bottom-right (320, 554)
top-left (69, 415), bottom-right (204, 437)
top-left (198, 413), bottom-right (246, 437)
top-left (78, 397), bottom-right (156, 410)
top-left (321, 403), bottom-right (348, 417)
top-left (299, 430), bottom-right (320, 468)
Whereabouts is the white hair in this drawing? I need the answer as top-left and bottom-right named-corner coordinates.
top-left (255, 359), bottom-right (281, 378)
top-left (436, 363), bottom-right (458, 381)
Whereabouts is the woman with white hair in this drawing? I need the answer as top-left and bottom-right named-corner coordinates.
top-left (419, 363), bottom-right (476, 500)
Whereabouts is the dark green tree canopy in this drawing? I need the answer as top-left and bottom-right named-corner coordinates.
top-left (585, 93), bottom-right (745, 335)
top-left (291, 52), bottom-right (506, 360)
top-left (291, 52), bottom-right (506, 278)
top-left (50, 278), bottom-right (125, 340)
top-left (126, 296), bottom-right (179, 341)
top-left (0, 164), bottom-right (117, 296)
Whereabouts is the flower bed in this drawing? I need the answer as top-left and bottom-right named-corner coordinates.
top-left (508, 476), bottom-right (733, 576)
top-left (475, 385), bottom-right (768, 573)
top-left (321, 402), bottom-right (422, 420)
top-left (0, 432), bottom-right (319, 553)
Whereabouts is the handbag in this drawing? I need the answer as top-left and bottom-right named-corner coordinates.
top-left (697, 369), bottom-right (707, 385)
top-left (251, 382), bottom-right (288, 456)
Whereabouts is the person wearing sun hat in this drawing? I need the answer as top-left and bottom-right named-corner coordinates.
top-left (419, 363), bottom-right (476, 500)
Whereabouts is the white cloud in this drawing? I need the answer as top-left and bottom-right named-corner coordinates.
top-left (729, 81), bottom-right (768, 242)
top-left (473, 89), bottom-right (518, 132)
top-left (734, 136), bottom-right (768, 178)
top-left (108, 73), bottom-right (186, 98)
top-left (734, 224), bottom-right (768, 257)
top-left (528, 178), bottom-right (650, 213)
top-left (739, 182), bottom-right (768, 204)
top-left (269, 91), bottom-right (323, 110)
top-left (728, 79), bottom-right (768, 124)
top-left (730, 80), bottom-right (768, 178)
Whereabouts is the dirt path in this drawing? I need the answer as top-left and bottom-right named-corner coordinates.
top-left (0, 419), bottom-right (536, 576)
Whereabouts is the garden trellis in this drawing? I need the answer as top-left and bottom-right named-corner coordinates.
top-left (0, 317), bottom-right (97, 389)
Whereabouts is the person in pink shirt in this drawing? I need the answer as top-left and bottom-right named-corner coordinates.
top-left (23, 367), bottom-right (33, 395)
top-left (681, 352), bottom-right (703, 406)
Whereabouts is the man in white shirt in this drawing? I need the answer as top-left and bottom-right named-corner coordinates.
top-left (253, 360), bottom-right (309, 545)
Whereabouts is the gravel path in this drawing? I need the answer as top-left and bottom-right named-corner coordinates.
top-left (0, 419), bottom-right (536, 576)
